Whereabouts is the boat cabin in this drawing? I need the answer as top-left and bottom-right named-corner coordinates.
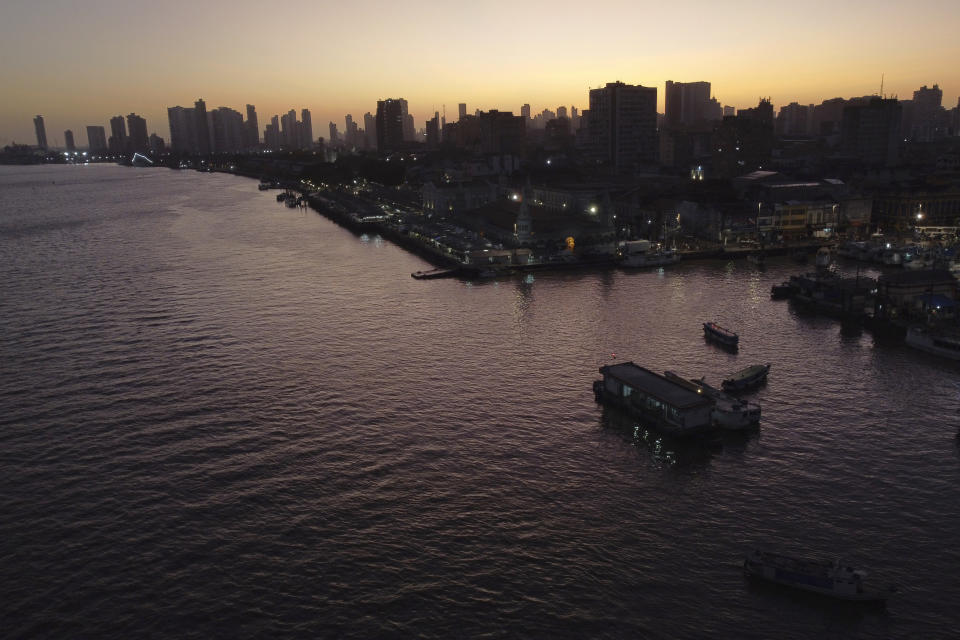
top-left (596, 362), bottom-right (714, 435)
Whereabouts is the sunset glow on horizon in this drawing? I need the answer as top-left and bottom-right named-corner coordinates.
top-left (2, 0), bottom-right (958, 147)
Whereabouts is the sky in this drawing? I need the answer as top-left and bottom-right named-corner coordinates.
top-left (1, 0), bottom-right (959, 148)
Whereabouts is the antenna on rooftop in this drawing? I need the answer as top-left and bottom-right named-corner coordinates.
top-left (879, 73), bottom-right (884, 98)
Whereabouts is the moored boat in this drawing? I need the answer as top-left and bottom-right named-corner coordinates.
top-left (904, 325), bottom-right (960, 360)
top-left (770, 281), bottom-right (796, 299)
top-left (721, 363), bottom-right (770, 392)
top-left (663, 371), bottom-right (761, 430)
top-left (618, 240), bottom-right (680, 268)
top-left (743, 549), bottom-right (895, 602)
top-left (703, 322), bottom-right (739, 348)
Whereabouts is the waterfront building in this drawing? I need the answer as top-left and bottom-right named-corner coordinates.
top-left (514, 191), bottom-right (532, 244)
top-left (194, 99), bottom-right (210, 155)
top-left (584, 81), bottom-right (658, 170)
top-left (149, 133), bottom-right (164, 153)
top-left (281, 110), bottom-right (297, 149)
top-left (64, 130), bottom-right (75, 152)
top-left (422, 179), bottom-right (497, 215)
top-left (871, 179), bottom-right (960, 232)
top-left (86, 126), bottom-right (107, 153)
top-left (33, 116), bottom-right (48, 150)
top-left (126, 113), bottom-right (149, 153)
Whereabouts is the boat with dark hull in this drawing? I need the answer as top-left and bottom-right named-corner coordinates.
top-left (721, 363), bottom-right (770, 392)
top-left (743, 550), bottom-right (895, 603)
top-left (703, 322), bottom-right (739, 348)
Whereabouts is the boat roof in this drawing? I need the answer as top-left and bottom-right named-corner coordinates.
top-left (726, 364), bottom-right (769, 381)
top-left (601, 362), bottom-right (712, 409)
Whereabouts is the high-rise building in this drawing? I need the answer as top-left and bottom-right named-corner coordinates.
top-left (458, 103), bottom-right (467, 121)
top-left (149, 134), bottom-right (164, 153)
top-left (841, 97), bottom-right (902, 166)
top-left (86, 126), bottom-right (107, 153)
top-left (521, 104), bottom-right (531, 120)
top-left (167, 106), bottom-right (198, 153)
top-left (211, 107), bottom-right (244, 153)
top-left (363, 112), bottom-right (376, 149)
top-left (194, 98), bottom-right (210, 155)
top-left (376, 99), bottom-right (406, 152)
top-left (664, 81), bottom-right (713, 127)
top-left (126, 113), bottom-right (149, 152)
top-left (64, 130), bottom-right (75, 152)
top-left (245, 104), bottom-right (259, 147)
top-left (776, 102), bottom-right (813, 136)
top-left (426, 112), bottom-right (440, 149)
top-left (586, 81), bottom-right (658, 169)
top-left (723, 105), bottom-right (736, 118)
top-left (300, 109), bottom-right (313, 149)
top-left (328, 122), bottom-right (339, 145)
top-left (910, 84), bottom-right (945, 141)
top-left (109, 115), bottom-right (127, 153)
top-left (33, 115), bottom-right (48, 149)
top-left (280, 110), bottom-right (299, 149)
top-left (557, 106), bottom-right (568, 119)
top-left (264, 115), bottom-right (281, 151)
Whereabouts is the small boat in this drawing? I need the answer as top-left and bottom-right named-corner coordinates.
top-left (905, 326), bottom-right (960, 361)
top-left (663, 372), bottom-right (761, 430)
top-left (770, 281), bottom-right (795, 299)
top-left (618, 240), bottom-right (681, 268)
top-left (258, 182), bottom-right (271, 191)
top-left (743, 550), bottom-right (895, 602)
top-left (721, 363), bottom-right (770, 392)
top-left (703, 322), bottom-right (739, 348)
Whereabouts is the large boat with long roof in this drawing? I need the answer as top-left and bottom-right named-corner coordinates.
top-left (743, 549), bottom-right (895, 603)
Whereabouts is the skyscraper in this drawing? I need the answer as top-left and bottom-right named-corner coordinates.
top-left (300, 109), bottom-right (313, 149)
top-left (664, 80), bottom-right (713, 127)
top-left (109, 115), bottom-right (127, 153)
top-left (586, 81), bottom-right (658, 169)
top-left (167, 106), bottom-right (198, 153)
top-left (86, 126), bottom-right (107, 153)
top-left (281, 110), bottom-right (298, 149)
top-left (363, 112), bottom-right (376, 149)
top-left (376, 99), bottom-right (405, 152)
top-left (521, 104), bottom-right (531, 120)
top-left (328, 122), bottom-right (339, 145)
top-left (264, 115), bottom-right (281, 151)
top-left (458, 103), bottom-right (467, 121)
top-left (246, 104), bottom-right (259, 147)
top-left (211, 107), bottom-right (244, 153)
top-left (841, 97), bottom-right (902, 166)
top-left (194, 98), bottom-right (210, 155)
top-left (64, 130), bottom-right (75, 152)
top-left (33, 115), bottom-right (48, 149)
top-left (126, 113), bottom-right (149, 152)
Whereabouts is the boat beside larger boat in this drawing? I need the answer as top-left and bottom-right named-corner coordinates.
top-left (722, 363), bottom-right (771, 392)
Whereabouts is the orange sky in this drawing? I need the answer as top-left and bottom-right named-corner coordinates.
top-left (2, 0), bottom-right (958, 147)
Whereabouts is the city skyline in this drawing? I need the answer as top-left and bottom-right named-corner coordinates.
top-left (2, 0), bottom-right (958, 146)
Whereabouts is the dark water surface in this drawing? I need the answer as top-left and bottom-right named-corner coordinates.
top-left (2, 165), bottom-right (959, 639)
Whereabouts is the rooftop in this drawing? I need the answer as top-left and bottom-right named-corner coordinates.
top-left (601, 362), bottom-right (712, 409)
